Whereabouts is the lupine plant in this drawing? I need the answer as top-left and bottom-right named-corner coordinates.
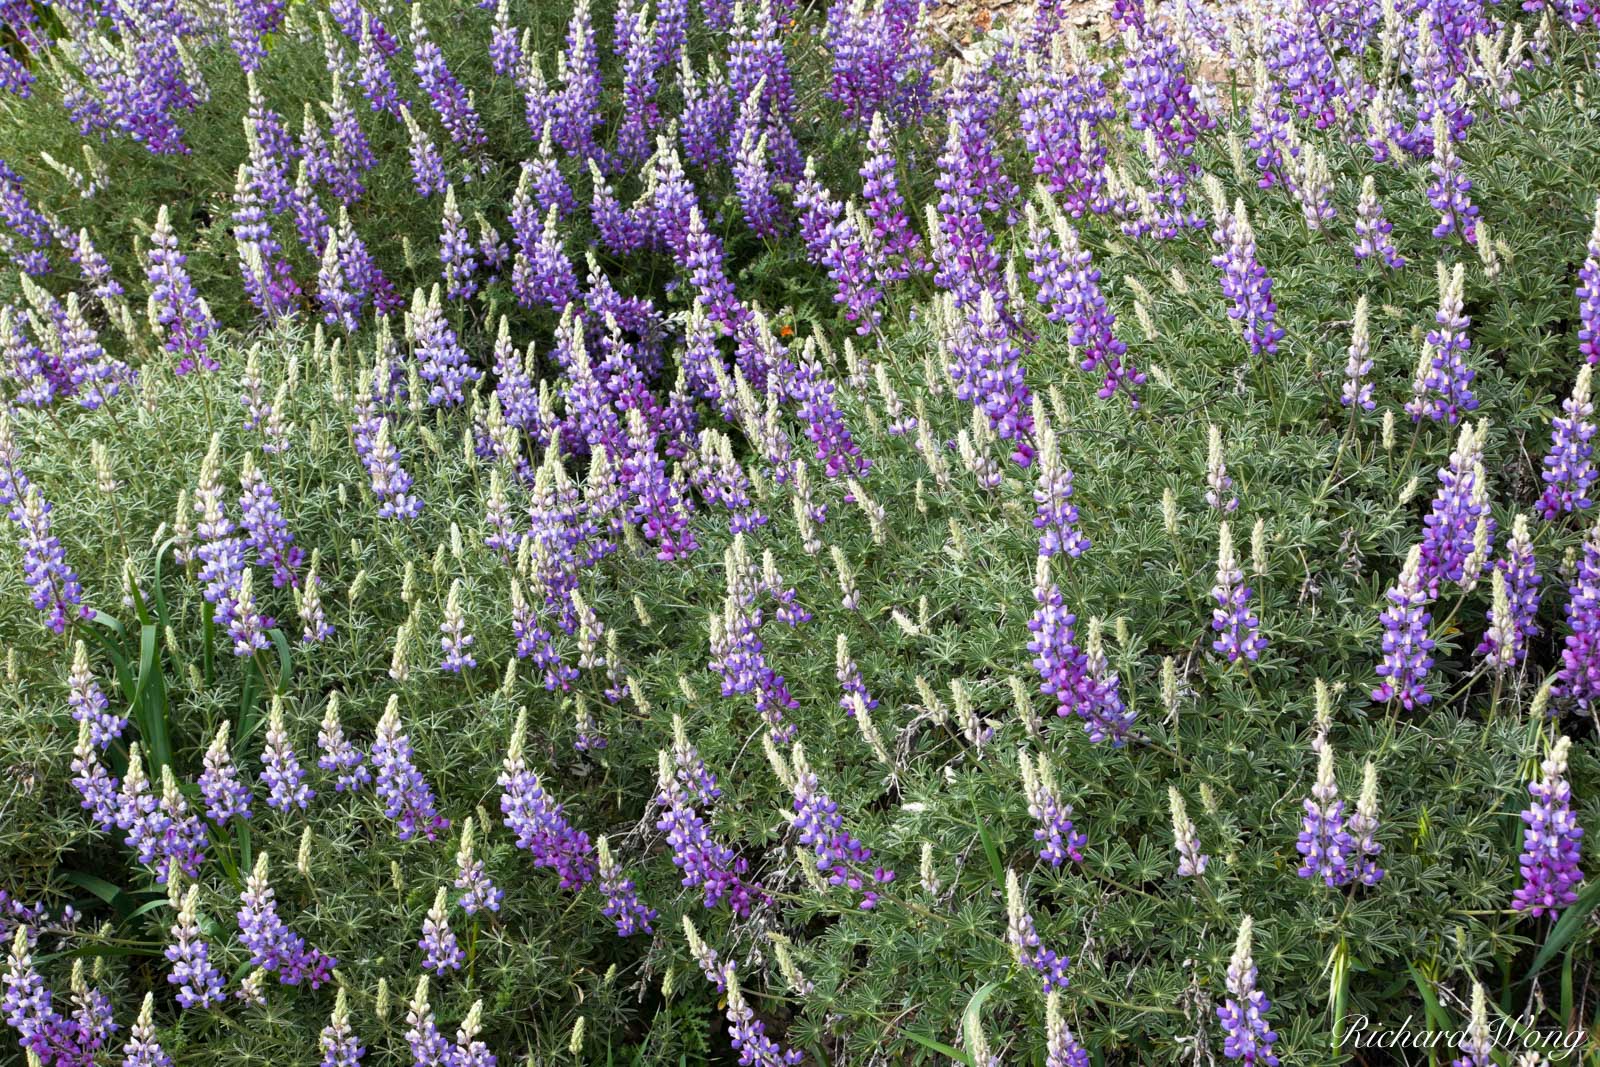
top-left (1, 1), bottom-right (1599, 1064)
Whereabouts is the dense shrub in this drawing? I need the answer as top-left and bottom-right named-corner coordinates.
top-left (2, 0), bottom-right (1600, 1064)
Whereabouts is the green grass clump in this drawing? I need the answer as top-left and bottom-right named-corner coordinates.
top-left (3, 1), bottom-right (1600, 1065)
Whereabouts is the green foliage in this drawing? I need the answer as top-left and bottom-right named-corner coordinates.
top-left (4, 4), bottom-right (1600, 1066)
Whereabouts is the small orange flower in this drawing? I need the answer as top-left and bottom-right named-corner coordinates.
top-left (777, 324), bottom-right (794, 338)
top-left (975, 9), bottom-right (992, 31)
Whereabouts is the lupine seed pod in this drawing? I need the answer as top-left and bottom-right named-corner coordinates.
top-left (1161, 658), bottom-right (1179, 722)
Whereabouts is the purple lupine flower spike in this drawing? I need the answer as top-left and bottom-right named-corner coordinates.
top-left (1026, 191), bottom-right (1142, 405)
top-left (1216, 918), bottom-right (1279, 1066)
top-left (1169, 787), bottom-right (1208, 876)
top-left (1426, 113), bottom-right (1478, 244)
top-left (409, 284), bottom-right (480, 407)
top-left (1028, 559), bottom-right (1104, 741)
top-left (439, 579), bottom-right (477, 673)
top-left (940, 288), bottom-right (1036, 465)
top-left (1513, 734), bottom-right (1585, 917)
top-left (439, 186), bottom-right (479, 302)
top-left (116, 744), bottom-right (169, 872)
top-left (451, 1000), bottom-right (495, 1067)
top-left (68, 640), bottom-right (124, 750)
top-left (200, 720), bottom-right (253, 825)
top-left (353, 10), bottom-right (401, 117)
top-left (227, 571), bottom-right (272, 659)
top-left (1418, 420), bottom-right (1493, 595)
top-left (775, 739), bottom-right (894, 909)
top-left (1207, 189), bottom-right (1283, 357)
top-left (1005, 870), bottom-right (1070, 992)
top-left (236, 852), bottom-right (336, 988)
top-left (166, 882), bottom-right (226, 1010)
top-left (71, 720), bottom-right (120, 830)
top-left (1047, 990), bottom-right (1091, 1067)
top-left (372, 697), bottom-right (449, 842)
top-left (262, 698), bottom-right (314, 811)
top-left (597, 835), bottom-right (657, 936)
top-left (1538, 365), bottom-right (1597, 520)
top-left (12, 482), bottom-right (89, 634)
top-left (359, 416), bottom-right (422, 520)
top-left (1295, 745), bottom-right (1353, 887)
top-left (319, 989), bottom-right (365, 1067)
top-left (410, 5), bottom-right (488, 163)
top-left (1341, 297), bottom-right (1375, 411)
top-left (299, 553), bottom-right (333, 643)
top-left (499, 710), bottom-right (596, 888)
top-left (158, 767), bottom-right (208, 881)
top-left (405, 977), bottom-right (450, 1067)
top-left (654, 747), bottom-right (761, 916)
top-left (144, 205), bottom-right (217, 375)
top-left (1347, 761), bottom-right (1384, 886)
top-left (316, 695), bottom-right (369, 792)
top-left (1372, 545), bottom-right (1436, 709)
top-left (554, 0), bottom-right (602, 161)
top-left (860, 111), bottom-right (925, 278)
top-left (1020, 749), bottom-right (1085, 866)
top-left (681, 918), bottom-right (802, 1065)
top-left (1212, 522), bottom-right (1266, 663)
top-left (1354, 176), bottom-right (1405, 269)
top-left (1579, 197), bottom-right (1600, 367)
top-left (401, 106), bottom-right (448, 199)
top-left (1453, 983), bottom-right (1494, 1067)
top-left (4, 925), bottom-right (62, 1061)
top-left (453, 818), bottom-right (503, 915)
top-left (1476, 514), bottom-right (1540, 670)
top-left (240, 456), bottom-right (303, 588)
top-left (824, 0), bottom-right (933, 125)
top-left (1032, 406), bottom-right (1090, 560)
top-left (119, 993), bottom-right (173, 1067)
top-left (1559, 522), bottom-right (1600, 710)
top-left (1406, 263), bottom-right (1477, 425)
top-left (418, 889), bottom-right (462, 977)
